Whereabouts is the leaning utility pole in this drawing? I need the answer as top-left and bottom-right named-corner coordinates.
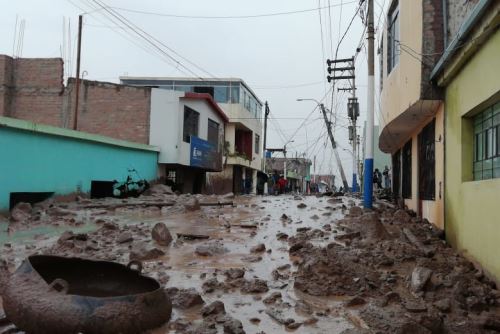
top-left (319, 103), bottom-right (349, 191)
top-left (327, 56), bottom-right (358, 192)
top-left (73, 15), bottom-right (83, 130)
top-left (262, 101), bottom-right (270, 172)
top-left (364, 0), bottom-right (375, 208)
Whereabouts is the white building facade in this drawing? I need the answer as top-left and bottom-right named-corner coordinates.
top-left (149, 89), bottom-right (228, 194)
top-left (122, 77), bottom-right (263, 194)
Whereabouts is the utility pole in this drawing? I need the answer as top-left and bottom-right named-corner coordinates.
top-left (327, 57), bottom-right (357, 192)
top-left (319, 103), bottom-right (349, 191)
top-left (364, 0), bottom-right (375, 208)
top-left (262, 101), bottom-right (270, 172)
top-left (73, 15), bottom-right (83, 131)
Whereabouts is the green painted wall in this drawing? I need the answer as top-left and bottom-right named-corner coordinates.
top-left (0, 118), bottom-right (158, 210)
top-left (445, 29), bottom-right (500, 279)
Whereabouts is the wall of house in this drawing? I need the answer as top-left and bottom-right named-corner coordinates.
top-left (399, 104), bottom-right (444, 228)
top-left (219, 102), bottom-right (262, 171)
top-left (446, 0), bottom-right (481, 46)
top-left (0, 116), bottom-right (158, 211)
top-left (380, 0), bottom-right (423, 130)
top-left (445, 29), bottom-right (500, 279)
top-left (68, 79), bottom-right (151, 144)
top-left (0, 55), bottom-right (152, 145)
top-left (0, 56), bottom-right (64, 125)
top-left (150, 89), bottom-right (225, 167)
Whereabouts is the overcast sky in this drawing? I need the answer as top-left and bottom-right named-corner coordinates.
top-left (1, 0), bottom-right (388, 185)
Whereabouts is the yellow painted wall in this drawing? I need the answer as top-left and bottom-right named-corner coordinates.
top-left (403, 104), bottom-right (445, 229)
top-left (380, 0), bottom-right (423, 130)
top-left (445, 29), bottom-right (500, 279)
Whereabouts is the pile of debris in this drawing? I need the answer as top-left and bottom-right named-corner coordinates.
top-left (289, 206), bottom-right (500, 333)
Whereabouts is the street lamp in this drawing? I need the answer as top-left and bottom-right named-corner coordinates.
top-left (296, 98), bottom-right (350, 192)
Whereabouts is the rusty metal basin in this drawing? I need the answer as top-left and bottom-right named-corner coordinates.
top-left (2, 255), bottom-right (171, 334)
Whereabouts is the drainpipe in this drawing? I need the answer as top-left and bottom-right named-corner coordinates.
top-left (442, 0), bottom-right (448, 49)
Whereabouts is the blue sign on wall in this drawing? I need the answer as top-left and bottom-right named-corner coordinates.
top-left (190, 136), bottom-right (222, 171)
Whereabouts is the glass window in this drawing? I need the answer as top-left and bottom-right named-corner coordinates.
top-left (255, 134), bottom-right (260, 154)
top-left (183, 106), bottom-right (199, 143)
top-left (387, 1), bottom-right (399, 73)
top-left (473, 104), bottom-right (500, 180)
top-left (214, 86), bottom-right (229, 103)
top-left (230, 86), bottom-right (240, 103)
top-left (207, 119), bottom-right (219, 147)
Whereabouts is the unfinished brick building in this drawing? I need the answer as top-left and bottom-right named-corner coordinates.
top-left (0, 55), bottom-right (151, 144)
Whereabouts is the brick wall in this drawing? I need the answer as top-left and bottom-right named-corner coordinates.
top-left (421, 0), bottom-right (445, 100)
top-left (0, 56), bottom-right (65, 125)
top-left (66, 79), bottom-right (151, 144)
top-left (0, 55), bottom-right (152, 145)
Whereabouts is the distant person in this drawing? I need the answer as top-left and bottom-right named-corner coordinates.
top-left (374, 168), bottom-right (382, 189)
top-left (383, 165), bottom-right (391, 189)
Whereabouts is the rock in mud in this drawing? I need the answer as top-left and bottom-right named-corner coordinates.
top-left (348, 206), bottom-right (363, 217)
top-left (434, 298), bottom-right (451, 312)
top-left (225, 268), bottom-right (245, 280)
top-left (184, 198), bottom-right (201, 211)
top-left (117, 232), bottom-right (133, 244)
top-left (10, 202), bottom-right (32, 222)
top-left (241, 254), bottom-right (262, 263)
top-left (103, 221), bottom-right (119, 230)
top-left (166, 287), bottom-right (204, 309)
top-left (411, 266), bottom-right (432, 292)
top-left (393, 209), bottom-right (412, 224)
top-left (151, 222), bottom-right (173, 246)
top-left (241, 279), bottom-right (269, 293)
top-left (223, 318), bottom-right (245, 334)
top-left (263, 292), bottom-right (282, 304)
top-left (195, 241), bottom-right (228, 256)
top-left (276, 232), bottom-right (289, 240)
top-left (146, 183), bottom-right (173, 195)
top-left (250, 243), bottom-right (266, 253)
top-left (345, 296), bottom-right (367, 307)
top-left (201, 300), bottom-right (226, 317)
top-left (297, 203), bottom-right (307, 209)
top-left (129, 242), bottom-right (165, 261)
top-left (202, 277), bottom-right (224, 293)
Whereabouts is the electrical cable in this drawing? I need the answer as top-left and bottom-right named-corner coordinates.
top-left (111, 1), bottom-right (358, 20)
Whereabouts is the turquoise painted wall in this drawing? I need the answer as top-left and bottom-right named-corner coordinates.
top-left (0, 126), bottom-right (158, 210)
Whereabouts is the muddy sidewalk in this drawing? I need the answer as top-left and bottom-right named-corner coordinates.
top-left (1, 189), bottom-right (499, 333)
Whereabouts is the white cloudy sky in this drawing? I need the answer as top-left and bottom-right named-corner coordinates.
top-left (1, 0), bottom-right (388, 184)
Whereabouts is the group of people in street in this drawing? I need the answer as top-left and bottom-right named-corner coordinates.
top-left (373, 165), bottom-right (391, 190)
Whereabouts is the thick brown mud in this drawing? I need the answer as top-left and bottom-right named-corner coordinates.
top-left (1, 189), bottom-right (499, 333)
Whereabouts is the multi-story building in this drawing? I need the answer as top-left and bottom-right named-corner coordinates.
top-left (149, 90), bottom-right (228, 194)
top-left (430, 0), bottom-right (500, 279)
top-left (120, 77), bottom-right (263, 194)
top-left (379, 0), bottom-right (445, 228)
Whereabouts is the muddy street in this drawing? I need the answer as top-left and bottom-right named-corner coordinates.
top-left (1, 188), bottom-right (500, 333)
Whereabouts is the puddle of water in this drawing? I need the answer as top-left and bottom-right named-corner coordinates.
top-left (1, 195), bottom-right (358, 333)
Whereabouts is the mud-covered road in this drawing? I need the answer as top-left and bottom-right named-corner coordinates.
top-left (1, 186), bottom-right (500, 333)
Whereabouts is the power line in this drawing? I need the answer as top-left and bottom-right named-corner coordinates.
top-left (67, 0), bottom-right (192, 76)
top-left (89, 0), bottom-right (214, 79)
top-left (111, 1), bottom-right (358, 20)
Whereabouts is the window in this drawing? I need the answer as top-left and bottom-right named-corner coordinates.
top-left (183, 106), bottom-right (199, 143)
top-left (230, 86), bottom-right (240, 103)
top-left (255, 134), bottom-right (260, 154)
top-left (473, 102), bottom-right (500, 180)
top-left (402, 139), bottom-right (412, 198)
top-left (387, 1), bottom-right (399, 73)
top-left (214, 86), bottom-right (229, 103)
top-left (418, 119), bottom-right (435, 200)
top-left (193, 86), bottom-right (214, 98)
top-left (207, 119), bottom-right (219, 147)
